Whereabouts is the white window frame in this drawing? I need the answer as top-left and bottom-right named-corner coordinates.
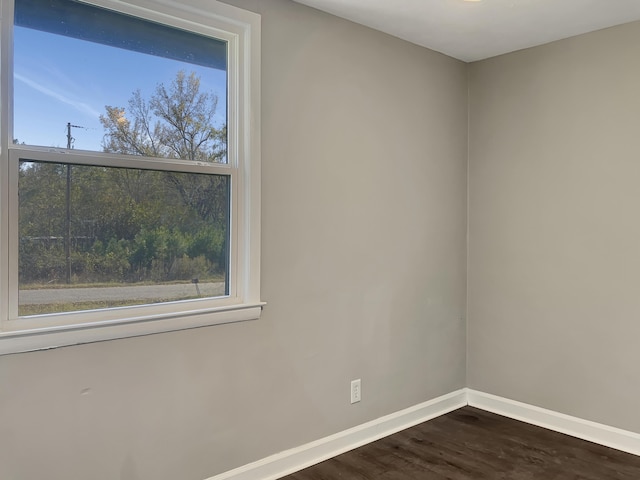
top-left (0, 0), bottom-right (262, 354)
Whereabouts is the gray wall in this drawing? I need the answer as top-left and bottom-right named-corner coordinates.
top-left (0, 1), bottom-right (468, 479)
top-left (468, 22), bottom-right (640, 432)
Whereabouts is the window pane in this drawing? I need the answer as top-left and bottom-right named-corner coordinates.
top-left (18, 160), bottom-right (230, 316)
top-left (14, 0), bottom-right (227, 162)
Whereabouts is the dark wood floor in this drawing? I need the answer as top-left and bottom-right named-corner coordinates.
top-left (281, 406), bottom-right (640, 479)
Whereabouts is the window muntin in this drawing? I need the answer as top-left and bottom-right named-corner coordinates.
top-left (0, 0), bottom-right (261, 353)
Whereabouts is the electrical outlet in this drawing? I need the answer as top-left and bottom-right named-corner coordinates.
top-left (350, 379), bottom-right (361, 404)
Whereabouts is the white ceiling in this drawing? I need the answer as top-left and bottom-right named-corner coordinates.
top-left (292, 0), bottom-right (640, 62)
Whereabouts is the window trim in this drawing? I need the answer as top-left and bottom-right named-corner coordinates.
top-left (0, 0), bottom-right (262, 354)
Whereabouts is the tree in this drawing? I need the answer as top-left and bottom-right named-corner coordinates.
top-left (100, 71), bottom-right (226, 162)
top-left (19, 71), bottom-right (230, 286)
top-left (100, 71), bottom-right (228, 224)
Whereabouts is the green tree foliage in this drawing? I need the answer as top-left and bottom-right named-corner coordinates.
top-left (19, 71), bottom-right (228, 286)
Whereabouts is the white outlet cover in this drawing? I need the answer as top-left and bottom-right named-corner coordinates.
top-left (351, 379), bottom-right (361, 404)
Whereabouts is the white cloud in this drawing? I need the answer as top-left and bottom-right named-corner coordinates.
top-left (15, 73), bottom-right (101, 118)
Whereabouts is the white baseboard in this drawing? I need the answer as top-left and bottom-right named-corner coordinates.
top-left (205, 388), bottom-right (467, 480)
top-left (466, 389), bottom-right (640, 456)
top-left (207, 388), bottom-right (640, 480)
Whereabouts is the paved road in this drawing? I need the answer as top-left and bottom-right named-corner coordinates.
top-left (20, 282), bottom-right (226, 305)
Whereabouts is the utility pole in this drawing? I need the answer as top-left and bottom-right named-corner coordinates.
top-left (65, 123), bottom-right (83, 284)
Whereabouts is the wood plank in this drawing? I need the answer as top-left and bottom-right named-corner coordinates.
top-left (281, 407), bottom-right (640, 479)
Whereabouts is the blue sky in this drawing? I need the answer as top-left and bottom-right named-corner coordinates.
top-left (14, 26), bottom-right (227, 152)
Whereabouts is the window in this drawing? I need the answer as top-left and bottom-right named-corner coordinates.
top-left (0, 0), bottom-right (262, 354)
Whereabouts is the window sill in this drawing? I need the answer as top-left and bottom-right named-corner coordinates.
top-left (0, 301), bottom-right (265, 355)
